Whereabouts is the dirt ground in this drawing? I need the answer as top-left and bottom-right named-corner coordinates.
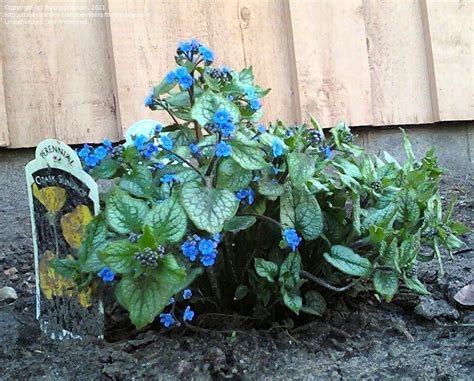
top-left (0, 176), bottom-right (473, 381)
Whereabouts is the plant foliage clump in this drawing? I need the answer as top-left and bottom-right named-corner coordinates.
top-left (52, 40), bottom-right (469, 329)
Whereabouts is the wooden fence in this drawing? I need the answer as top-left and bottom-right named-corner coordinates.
top-left (1, 0), bottom-right (472, 148)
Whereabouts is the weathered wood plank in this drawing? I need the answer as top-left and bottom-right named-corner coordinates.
top-left (288, 0), bottom-right (373, 127)
top-left (0, 9), bottom-right (10, 146)
top-left (362, 0), bottom-right (434, 125)
top-left (421, 0), bottom-right (473, 121)
top-left (3, 0), bottom-right (119, 148)
top-left (106, 0), bottom-right (300, 133)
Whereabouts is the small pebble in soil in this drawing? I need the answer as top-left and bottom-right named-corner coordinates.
top-left (414, 297), bottom-right (460, 320)
top-left (0, 286), bottom-right (18, 303)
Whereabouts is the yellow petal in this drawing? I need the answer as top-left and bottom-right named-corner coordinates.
top-left (32, 184), bottom-right (67, 214)
top-left (39, 251), bottom-right (75, 299)
top-left (60, 205), bottom-right (93, 249)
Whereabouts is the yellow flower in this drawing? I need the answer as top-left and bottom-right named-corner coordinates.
top-left (32, 183), bottom-right (66, 214)
top-left (39, 251), bottom-right (75, 299)
top-left (60, 205), bottom-right (93, 249)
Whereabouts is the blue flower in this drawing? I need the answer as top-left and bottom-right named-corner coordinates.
top-left (159, 313), bottom-right (175, 328)
top-left (153, 162), bottom-right (166, 171)
top-left (324, 146), bottom-right (332, 159)
top-left (94, 146), bottom-right (108, 160)
top-left (160, 135), bottom-right (174, 150)
top-left (183, 306), bottom-right (195, 322)
top-left (220, 122), bottom-right (235, 138)
top-left (189, 143), bottom-right (200, 155)
top-left (178, 41), bottom-right (193, 53)
top-left (198, 46), bottom-right (214, 62)
top-left (181, 241), bottom-right (198, 261)
top-left (252, 175), bottom-right (261, 182)
top-left (213, 109), bottom-right (231, 124)
top-left (183, 289), bottom-right (192, 300)
top-left (198, 239), bottom-right (215, 256)
top-left (160, 173), bottom-right (177, 184)
top-left (215, 142), bottom-right (232, 158)
top-left (155, 123), bottom-right (163, 133)
top-left (143, 142), bottom-right (159, 158)
top-left (201, 253), bottom-right (216, 267)
top-left (190, 39), bottom-right (201, 50)
top-left (165, 71), bottom-right (177, 84)
top-left (144, 91), bottom-right (154, 108)
top-left (97, 267), bottom-right (115, 283)
top-left (134, 135), bottom-right (147, 151)
top-left (179, 74), bottom-right (193, 90)
top-left (272, 166), bottom-right (282, 175)
top-left (227, 95), bottom-right (234, 101)
top-left (167, 297), bottom-right (175, 306)
top-left (78, 145), bottom-right (91, 158)
top-left (85, 154), bottom-right (99, 168)
top-left (272, 139), bottom-right (283, 157)
top-left (285, 129), bottom-right (294, 137)
top-left (102, 139), bottom-right (112, 148)
top-left (249, 98), bottom-right (261, 111)
top-left (175, 67), bottom-right (188, 79)
top-left (221, 66), bottom-right (231, 75)
top-left (283, 229), bottom-right (302, 251)
top-left (236, 188), bottom-right (254, 205)
top-left (257, 124), bottom-right (266, 134)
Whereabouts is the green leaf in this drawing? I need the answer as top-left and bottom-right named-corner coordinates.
top-left (49, 258), bottom-right (80, 279)
top-left (352, 193), bottom-right (362, 237)
top-left (282, 289), bottom-right (302, 315)
top-left (280, 183), bottom-right (296, 228)
top-left (224, 215), bottom-right (256, 233)
top-left (295, 191), bottom-right (323, 240)
top-left (400, 128), bottom-right (415, 166)
top-left (257, 179), bottom-right (284, 198)
top-left (445, 234), bottom-right (467, 250)
top-left (324, 245), bottom-right (372, 277)
top-left (450, 222), bottom-right (470, 236)
top-left (403, 274), bottom-right (429, 295)
top-left (301, 290), bottom-right (326, 316)
top-left (190, 90), bottom-right (241, 126)
top-left (373, 270), bottom-right (398, 302)
top-left (255, 258), bottom-right (279, 283)
top-left (234, 284), bottom-right (249, 301)
top-left (145, 196), bottom-right (187, 243)
top-left (228, 136), bottom-right (269, 170)
top-left (98, 240), bottom-right (138, 274)
top-left (166, 87), bottom-right (203, 107)
top-left (216, 159), bottom-right (252, 191)
top-left (79, 217), bottom-right (109, 272)
top-left (279, 252), bottom-right (301, 290)
top-left (360, 156), bottom-right (376, 183)
top-left (361, 204), bottom-right (398, 232)
top-left (398, 189), bottom-right (420, 225)
top-left (119, 164), bottom-right (153, 198)
top-left (137, 225), bottom-right (157, 251)
top-left (116, 255), bottom-right (186, 329)
top-left (287, 152), bottom-right (315, 186)
top-left (180, 182), bottom-right (239, 233)
top-left (105, 189), bottom-right (149, 234)
top-left (153, 76), bottom-right (176, 96)
top-left (90, 158), bottom-right (119, 179)
top-left (368, 225), bottom-right (385, 243)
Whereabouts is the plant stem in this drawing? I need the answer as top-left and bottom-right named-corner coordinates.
top-left (157, 100), bottom-right (179, 125)
top-left (206, 267), bottom-right (223, 307)
top-left (240, 213), bottom-right (283, 229)
top-left (300, 270), bottom-right (358, 292)
top-left (158, 146), bottom-right (205, 182)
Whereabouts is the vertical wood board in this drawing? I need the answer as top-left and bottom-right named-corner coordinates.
top-left (3, 0), bottom-right (119, 148)
top-left (362, 0), bottom-right (434, 125)
top-left (289, 0), bottom-right (374, 127)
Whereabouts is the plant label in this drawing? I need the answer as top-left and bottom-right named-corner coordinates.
top-left (25, 139), bottom-right (103, 340)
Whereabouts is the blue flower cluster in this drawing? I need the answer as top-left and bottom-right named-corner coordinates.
top-left (236, 188), bottom-right (254, 205)
top-left (97, 267), bottom-right (115, 283)
top-left (181, 233), bottom-right (221, 267)
top-left (244, 86), bottom-right (262, 111)
top-left (165, 66), bottom-right (194, 90)
top-left (283, 229), bottom-right (302, 251)
top-left (272, 138), bottom-right (283, 158)
top-left (78, 139), bottom-right (113, 169)
top-left (176, 39), bottom-right (214, 65)
top-left (215, 141), bottom-right (232, 158)
top-left (189, 142), bottom-right (201, 156)
top-left (160, 173), bottom-right (179, 184)
top-left (212, 109), bottom-right (235, 138)
top-left (132, 133), bottom-right (174, 159)
top-left (159, 304), bottom-right (195, 328)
